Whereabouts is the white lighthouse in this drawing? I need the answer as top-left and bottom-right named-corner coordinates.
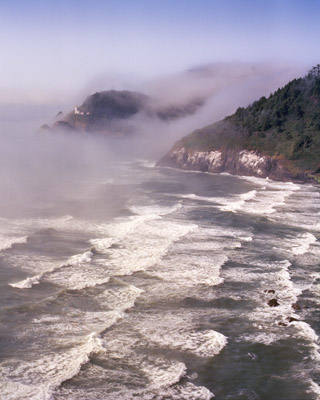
top-left (74, 106), bottom-right (82, 115)
top-left (74, 106), bottom-right (89, 115)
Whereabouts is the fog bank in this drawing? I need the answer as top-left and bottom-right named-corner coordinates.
top-left (0, 61), bottom-right (307, 215)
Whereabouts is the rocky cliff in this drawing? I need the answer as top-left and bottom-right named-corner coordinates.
top-left (157, 147), bottom-right (313, 183)
top-left (157, 67), bottom-right (320, 183)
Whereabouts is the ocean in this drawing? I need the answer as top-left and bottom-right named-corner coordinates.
top-left (0, 159), bottom-right (319, 400)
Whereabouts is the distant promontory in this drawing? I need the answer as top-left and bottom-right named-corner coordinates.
top-left (42, 90), bottom-right (204, 136)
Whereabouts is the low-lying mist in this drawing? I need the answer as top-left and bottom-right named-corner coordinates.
top-left (0, 129), bottom-right (120, 218)
top-left (131, 61), bottom-right (306, 157)
top-left (70, 61), bottom-right (305, 158)
top-left (0, 61), bottom-right (306, 216)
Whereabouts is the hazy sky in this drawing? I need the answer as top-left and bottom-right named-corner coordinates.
top-left (0, 0), bottom-right (319, 103)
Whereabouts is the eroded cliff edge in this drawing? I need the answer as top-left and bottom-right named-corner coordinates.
top-left (157, 67), bottom-right (320, 184)
top-left (157, 146), bottom-right (313, 183)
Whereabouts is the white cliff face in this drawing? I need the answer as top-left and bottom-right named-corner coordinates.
top-left (173, 148), bottom-right (188, 165)
top-left (168, 147), bottom-right (271, 176)
top-left (187, 150), bottom-right (222, 170)
top-left (238, 150), bottom-right (268, 176)
top-left (159, 145), bottom-right (309, 183)
top-left (171, 148), bottom-right (222, 171)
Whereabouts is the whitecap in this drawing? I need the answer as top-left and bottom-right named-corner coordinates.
top-left (154, 382), bottom-right (214, 400)
top-left (67, 250), bottom-right (93, 265)
top-left (9, 275), bottom-right (41, 289)
top-left (218, 190), bottom-right (257, 213)
top-left (141, 358), bottom-right (187, 389)
top-left (9, 250), bottom-right (94, 289)
top-left (144, 328), bottom-right (228, 358)
top-left (179, 193), bottom-right (218, 203)
top-left (0, 332), bottom-right (105, 400)
top-left (0, 235), bottom-right (28, 252)
top-left (291, 232), bottom-right (317, 255)
top-left (307, 379), bottom-right (320, 399)
top-left (153, 254), bottom-right (227, 287)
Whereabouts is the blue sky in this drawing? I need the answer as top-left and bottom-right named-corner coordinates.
top-left (1, 0), bottom-right (319, 103)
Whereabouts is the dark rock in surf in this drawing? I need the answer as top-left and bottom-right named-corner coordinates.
top-left (286, 316), bottom-right (300, 323)
top-left (267, 298), bottom-right (279, 307)
top-left (264, 289), bottom-right (275, 294)
top-left (292, 303), bottom-right (302, 310)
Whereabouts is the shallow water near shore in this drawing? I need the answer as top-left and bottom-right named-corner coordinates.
top-left (0, 160), bottom-right (319, 400)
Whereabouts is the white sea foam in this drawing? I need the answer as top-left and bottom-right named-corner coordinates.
top-left (307, 379), bottom-right (320, 400)
top-left (290, 321), bottom-right (319, 343)
top-left (240, 190), bottom-right (258, 201)
top-left (0, 332), bottom-right (105, 400)
top-left (32, 285), bottom-right (140, 336)
top-left (67, 250), bottom-right (93, 265)
top-left (0, 286), bottom-right (136, 400)
top-left (141, 358), bottom-right (187, 389)
top-left (90, 237), bottom-right (114, 252)
top-left (9, 250), bottom-right (94, 290)
top-left (245, 189), bottom-right (294, 214)
top-left (222, 267), bottom-right (268, 284)
top-left (144, 328), bottom-right (228, 358)
top-left (153, 254), bottom-right (227, 287)
top-left (250, 187), bottom-right (320, 231)
top-left (82, 310), bottom-right (124, 334)
top-left (239, 236), bottom-right (253, 242)
top-left (149, 223), bottom-right (254, 292)
top-left (218, 190), bottom-right (257, 213)
top-left (10, 275), bottom-right (41, 289)
top-left (97, 284), bottom-right (144, 312)
top-left (3, 168), bottom-right (318, 400)
top-left (0, 235), bottom-right (28, 252)
top-left (236, 259), bottom-right (304, 344)
top-left (240, 175), bottom-right (301, 191)
top-left (154, 382), bottom-right (214, 400)
top-left (90, 214), bottom-right (162, 252)
top-left (91, 215), bottom-right (198, 279)
top-left (272, 261), bottom-right (303, 304)
top-left (179, 193), bottom-right (219, 203)
top-left (46, 263), bottom-right (111, 290)
top-left (201, 226), bottom-right (254, 243)
top-left (239, 332), bottom-right (282, 346)
top-left (291, 232), bottom-right (317, 255)
top-left (235, 253), bottom-right (320, 371)
top-left (136, 159), bottom-right (156, 168)
top-left (216, 178), bottom-right (301, 215)
top-left (32, 315), bottom-right (61, 324)
top-left (290, 321), bottom-right (320, 361)
top-left (12, 206), bottom-right (196, 291)
top-left (97, 302), bottom-right (225, 398)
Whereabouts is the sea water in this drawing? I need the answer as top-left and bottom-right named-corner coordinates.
top-left (0, 160), bottom-right (319, 399)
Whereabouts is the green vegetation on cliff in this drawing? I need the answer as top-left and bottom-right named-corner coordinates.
top-left (177, 66), bottom-right (320, 177)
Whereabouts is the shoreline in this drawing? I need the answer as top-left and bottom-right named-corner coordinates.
top-left (156, 147), bottom-right (319, 185)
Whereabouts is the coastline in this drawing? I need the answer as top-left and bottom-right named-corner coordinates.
top-left (157, 147), bottom-right (318, 185)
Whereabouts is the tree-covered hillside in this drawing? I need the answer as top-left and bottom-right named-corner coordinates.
top-left (177, 66), bottom-right (320, 178)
